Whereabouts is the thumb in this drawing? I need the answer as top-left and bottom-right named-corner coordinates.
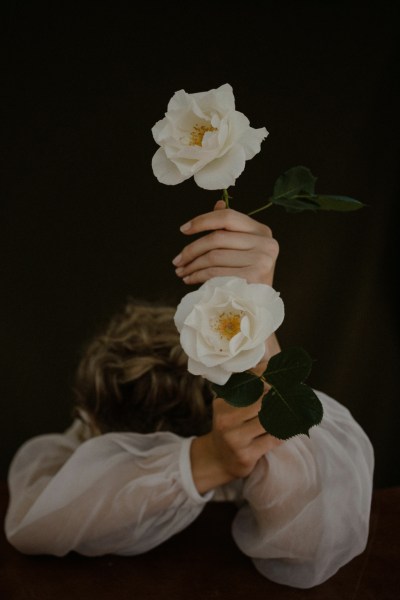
top-left (214, 199), bottom-right (227, 211)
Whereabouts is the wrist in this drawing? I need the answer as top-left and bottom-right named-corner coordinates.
top-left (190, 433), bottom-right (236, 495)
top-left (267, 332), bottom-right (281, 357)
top-left (251, 333), bottom-right (281, 376)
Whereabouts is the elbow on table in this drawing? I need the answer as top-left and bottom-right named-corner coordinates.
top-left (250, 509), bottom-right (371, 589)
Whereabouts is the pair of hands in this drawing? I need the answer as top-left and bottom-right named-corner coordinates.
top-left (173, 200), bottom-right (283, 494)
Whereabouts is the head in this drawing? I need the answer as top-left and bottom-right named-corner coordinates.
top-left (73, 299), bottom-right (213, 437)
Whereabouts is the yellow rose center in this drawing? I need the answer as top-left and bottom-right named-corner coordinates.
top-left (213, 311), bottom-right (242, 341)
top-left (190, 123), bottom-right (217, 146)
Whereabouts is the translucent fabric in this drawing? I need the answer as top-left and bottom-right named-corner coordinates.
top-left (4, 391), bottom-right (374, 589)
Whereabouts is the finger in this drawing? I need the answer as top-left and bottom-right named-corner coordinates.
top-left (180, 207), bottom-right (272, 238)
top-left (176, 247), bottom-right (256, 275)
top-left (175, 247), bottom-right (268, 280)
top-left (238, 415), bottom-right (269, 438)
top-left (174, 229), bottom-right (278, 270)
top-left (175, 229), bottom-right (264, 267)
top-left (184, 266), bottom-right (273, 285)
top-left (176, 244), bottom-right (276, 284)
top-left (213, 396), bottom-right (263, 423)
top-left (214, 199), bottom-right (226, 211)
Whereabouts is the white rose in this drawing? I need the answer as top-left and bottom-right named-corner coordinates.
top-left (174, 276), bottom-right (284, 385)
top-left (151, 83), bottom-right (268, 191)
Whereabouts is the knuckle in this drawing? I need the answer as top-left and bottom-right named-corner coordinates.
top-left (261, 223), bottom-right (273, 238)
top-left (261, 236), bottom-right (279, 257)
top-left (213, 412), bottom-right (232, 432)
top-left (235, 449), bottom-right (254, 470)
top-left (268, 237), bottom-right (279, 258)
top-left (212, 399), bottom-right (235, 430)
top-left (219, 209), bottom-right (237, 229)
top-left (209, 230), bottom-right (226, 246)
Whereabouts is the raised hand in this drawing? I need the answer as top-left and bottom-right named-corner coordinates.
top-left (172, 200), bottom-right (279, 287)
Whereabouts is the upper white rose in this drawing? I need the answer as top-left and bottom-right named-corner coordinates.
top-left (151, 83), bottom-right (268, 191)
top-left (174, 276), bottom-right (284, 385)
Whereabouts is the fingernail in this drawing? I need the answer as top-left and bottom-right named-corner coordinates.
top-left (175, 267), bottom-right (184, 276)
top-left (172, 254), bottom-right (182, 266)
top-left (180, 221), bottom-right (191, 232)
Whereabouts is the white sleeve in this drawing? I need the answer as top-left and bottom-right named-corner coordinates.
top-left (5, 424), bottom-right (212, 557)
top-left (231, 390), bottom-right (374, 589)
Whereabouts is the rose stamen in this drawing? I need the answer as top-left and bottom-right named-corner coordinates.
top-left (190, 123), bottom-right (217, 146)
top-left (212, 311), bottom-right (242, 341)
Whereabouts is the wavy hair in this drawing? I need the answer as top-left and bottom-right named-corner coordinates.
top-left (73, 300), bottom-right (213, 437)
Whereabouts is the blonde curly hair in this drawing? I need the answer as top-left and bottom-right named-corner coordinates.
top-left (73, 299), bottom-right (213, 437)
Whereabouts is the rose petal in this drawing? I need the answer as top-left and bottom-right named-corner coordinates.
top-left (151, 148), bottom-right (187, 185)
top-left (194, 146), bottom-right (246, 190)
top-left (174, 276), bottom-right (284, 384)
top-left (187, 358), bottom-right (231, 385)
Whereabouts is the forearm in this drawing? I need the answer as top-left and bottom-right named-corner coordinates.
top-left (251, 332), bottom-right (281, 376)
top-left (5, 432), bottom-right (210, 556)
top-left (267, 332), bottom-right (281, 356)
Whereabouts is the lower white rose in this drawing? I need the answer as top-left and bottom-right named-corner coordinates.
top-left (174, 276), bottom-right (285, 385)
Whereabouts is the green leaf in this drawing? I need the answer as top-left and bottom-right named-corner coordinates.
top-left (211, 371), bottom-right (264, 407)
top-left (270, 194), bottom-right (320, 213)
top-left (272, 166), bottom-right (317, 200)
top-left (258, 384), bottom-right (324, 439)
top-left (257, 347), bottom-right (323, 439)
top-left (312, 195), bottom-right (364, 211)
top-left (268, 166), bottom-right (364, 213)
top-left (263, 347), bottom-right (314, 389)
top-left (210, 348), bottom-right (324, 439)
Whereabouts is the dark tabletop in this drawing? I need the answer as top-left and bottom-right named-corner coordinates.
top-left (1, 481), bottom-right (399, 600)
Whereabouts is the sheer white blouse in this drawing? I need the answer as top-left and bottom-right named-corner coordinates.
top-left (4, 390), bottom-right (374, 589)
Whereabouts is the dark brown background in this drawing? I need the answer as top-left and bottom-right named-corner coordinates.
top-left (2, 2), bottom-right (399, 487)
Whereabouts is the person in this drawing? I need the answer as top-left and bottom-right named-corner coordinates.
top-left (4, 200), bottom-right (374, 589)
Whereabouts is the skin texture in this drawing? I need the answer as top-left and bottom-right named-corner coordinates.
top-left (172, 199), bottom-right (279, 286)
top-left (173, 200), bottom-right (283, 494)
